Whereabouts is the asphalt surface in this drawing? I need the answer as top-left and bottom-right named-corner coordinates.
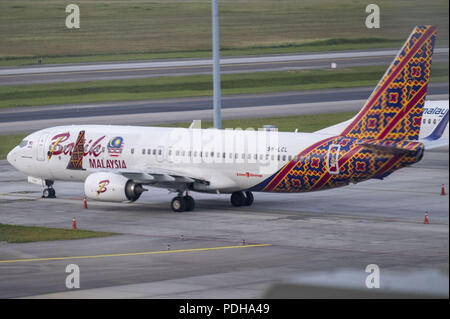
top-left (0, 150), bottom-right (447, 298)
top-left (0, 84), bottom-right (447, 135)
top-left (0, 48), bottom-right (448, 86)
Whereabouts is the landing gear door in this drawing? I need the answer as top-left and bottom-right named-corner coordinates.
top-left (326, 144), bottom-right (341, 175)
top-left (37, 133), bottom-right (49, 162)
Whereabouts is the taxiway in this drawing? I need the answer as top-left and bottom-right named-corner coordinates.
top-left (0, 151), bottom-right (447, 298)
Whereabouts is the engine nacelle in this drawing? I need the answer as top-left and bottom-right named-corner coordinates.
top-left (84, 172), bottom-right (145, 202)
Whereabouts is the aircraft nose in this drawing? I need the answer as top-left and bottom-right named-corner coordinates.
top-left (7, 148), bottom-right (16, 166)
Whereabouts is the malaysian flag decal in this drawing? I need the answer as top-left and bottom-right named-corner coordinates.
top-left (107, 136), bottom-right (124, 157)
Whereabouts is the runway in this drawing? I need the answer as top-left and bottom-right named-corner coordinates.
top-left (0, 48), bottom-right (448, 86)
top-left (0, 150), bottom-right (447, 298)
top-left (0, 84), bottom-right (448, 135)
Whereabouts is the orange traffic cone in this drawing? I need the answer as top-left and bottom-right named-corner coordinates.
top-left (441, 185), bottom-right (446, 196)
top-left (424, 212), bottom-right (429, 224)
top-left (72, 217), bottom-right (77, 230)
top-left (83, 198), bottom-right (88, 209)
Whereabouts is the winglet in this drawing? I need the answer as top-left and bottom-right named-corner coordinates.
top-left (66, 130), bottom-right (86, 170)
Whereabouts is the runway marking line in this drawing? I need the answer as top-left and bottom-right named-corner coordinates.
top-left (0, 243), bottom-right (272, 264)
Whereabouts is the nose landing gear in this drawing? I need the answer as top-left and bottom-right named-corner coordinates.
top-left (42, 180), bottom-right (56, 198)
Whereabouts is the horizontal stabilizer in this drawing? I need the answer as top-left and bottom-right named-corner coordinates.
top-left (357, 139), bottom-right (424, 155)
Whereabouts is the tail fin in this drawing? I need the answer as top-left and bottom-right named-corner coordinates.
top-left (341, 25), bottom-right (436, 141)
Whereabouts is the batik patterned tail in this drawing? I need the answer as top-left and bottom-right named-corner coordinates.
top-left (341, 25), bottom-right (436, 141)
top-left (66, 130), bottom-right (86, 170)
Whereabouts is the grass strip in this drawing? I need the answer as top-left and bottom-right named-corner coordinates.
top-left (0, 63), bottom-right (447, 109)
top-left (0, 223), bottom-right (117, 243)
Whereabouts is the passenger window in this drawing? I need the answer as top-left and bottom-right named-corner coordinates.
top-left (153, 149), bottom-right (156, 155)
top-left (142, 149), bottom-right (145, 155)
top-left (131, 148), bottom-right (134, 154)
top-left (147, 149), bottom-right (151, 155)
top-left (433, 119), bottom-right (437, 124)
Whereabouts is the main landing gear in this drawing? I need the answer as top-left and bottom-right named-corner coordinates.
top-left (171, 192), bottom-right (195, 212)
top-left (170, 190), bottom-right (254, 212)
top-left (230, 191), bottom-right (253, 207)
top-left (42, 180), bottom-right (56, 198)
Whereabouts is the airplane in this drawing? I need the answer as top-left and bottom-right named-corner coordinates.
top-left (419, 100), bottom-right (448, 140)
top-left (6, 25), bottom-right (448, 212)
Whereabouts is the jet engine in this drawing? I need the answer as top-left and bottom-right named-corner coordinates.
top-left (84, 172), bottom-right (145, 202)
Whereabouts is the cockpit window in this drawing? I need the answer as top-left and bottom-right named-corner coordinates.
top-left (18, 140), bottom-right (28, 148)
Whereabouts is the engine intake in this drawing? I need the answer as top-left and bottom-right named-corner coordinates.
top-left (84, 172), bottom-right (145, 202)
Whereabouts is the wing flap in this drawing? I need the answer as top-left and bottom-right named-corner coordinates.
top-left (120, 169), bottom-right (206, 185)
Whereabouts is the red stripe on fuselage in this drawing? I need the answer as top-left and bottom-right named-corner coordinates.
top-left (263, 136), bottom-right (335, 191)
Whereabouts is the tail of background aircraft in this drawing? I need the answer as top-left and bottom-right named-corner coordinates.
top-left (341, 25), bottom-right (436, 141)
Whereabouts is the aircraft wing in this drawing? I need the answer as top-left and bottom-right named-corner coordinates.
top-left (120, 168), bottom-right (209, 185)
top-left (421, 138), bottom-right (449, 150)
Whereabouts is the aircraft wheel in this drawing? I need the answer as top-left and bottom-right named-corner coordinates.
top-left (48, 188), bottom-right (56, 198)
top-left (171, 196), bottom-right (186, 212)
top-left (184, 196), bottom-right (195, 211)
top-left (244, 191), bottom-right (254, 206)
top-left (230, 191), bottom-right (246, 207)
top-left (42, 188), bottom-right (50, 198)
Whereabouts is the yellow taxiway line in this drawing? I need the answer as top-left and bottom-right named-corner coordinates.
top-left (0, 244), bottom-right (272, 264)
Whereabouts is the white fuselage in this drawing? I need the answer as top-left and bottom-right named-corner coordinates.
top-left (7, 125), bottom-right (325, 193)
